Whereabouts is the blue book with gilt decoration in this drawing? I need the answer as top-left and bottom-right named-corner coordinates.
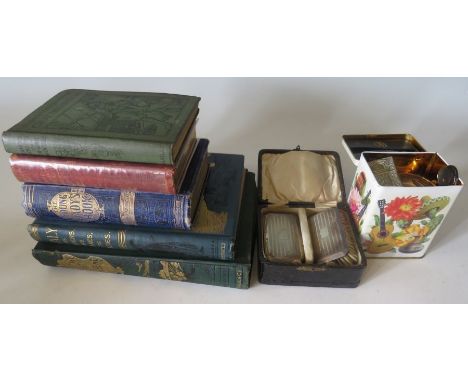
top-left (21, 139), bottom-right (209, 230)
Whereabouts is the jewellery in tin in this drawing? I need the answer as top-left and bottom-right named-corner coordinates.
top-left (368, 157), bottom-right (402, 186)
top-left (399, 173), bottom-right (434, 187)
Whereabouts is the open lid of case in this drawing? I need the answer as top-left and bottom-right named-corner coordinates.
top-left (342, 134), bottom-right (427, 165)
top-left (257, 147), bottom-right (346, 206)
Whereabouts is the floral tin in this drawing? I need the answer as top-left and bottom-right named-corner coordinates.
top-left (343, 134), bottom-right (463, 258)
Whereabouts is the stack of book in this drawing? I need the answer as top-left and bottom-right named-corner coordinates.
top-left (2, 89), bottom-right (256, 288)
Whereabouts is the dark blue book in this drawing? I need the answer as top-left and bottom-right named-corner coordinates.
top-left (28, 153), bottom-right (245, 260)
top-left (22, 139), bottom-right (209, 230)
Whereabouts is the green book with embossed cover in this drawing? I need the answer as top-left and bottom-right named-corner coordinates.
top-left (31, 172), bottom-right (257, 289)
top-left (2, 89), bottom-right (200, 164)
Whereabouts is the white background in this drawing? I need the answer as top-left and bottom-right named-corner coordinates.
top-left (1, 77), bottom-right (467, 303)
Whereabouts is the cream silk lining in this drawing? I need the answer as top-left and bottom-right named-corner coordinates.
top-left (261, 151), bottom-right (342, 204)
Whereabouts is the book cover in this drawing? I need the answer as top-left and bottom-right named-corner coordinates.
top-left (28, 152), bottom-right (246, 260)
top-left (9, 120), bottom-right (198, 193)
top-left (2, 89), bottom-right (200, 164)
top-left (22, 139), bottom-right (209, 229)
top-left (32, 172), bottom-right (257, 289)
top-left (11, 153), bottom-right (180, 194)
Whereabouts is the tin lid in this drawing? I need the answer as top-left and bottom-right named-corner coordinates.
top-left (342, 134), bottom-right (427, 165)
top-left (257, 147), bottom-right (346, 206)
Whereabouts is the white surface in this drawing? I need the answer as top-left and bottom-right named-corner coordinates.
top-left (0, 77), bottom-right (467, 303)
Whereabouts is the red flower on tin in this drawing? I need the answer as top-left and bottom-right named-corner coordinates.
top-left (384, 196), bottom-right (422, 221)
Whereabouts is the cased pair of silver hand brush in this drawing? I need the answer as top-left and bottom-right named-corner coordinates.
top-left (264, 208), bottom-right (349, 265)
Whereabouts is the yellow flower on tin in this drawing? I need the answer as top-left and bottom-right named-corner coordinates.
top-left (394, 233), bottom-right (416, 247)
top-left (404, 224), bottom-right (429, 237)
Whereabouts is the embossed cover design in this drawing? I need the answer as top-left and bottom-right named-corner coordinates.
top-left (2, 89), bottom-right (200, 164)
top-left (10, 154), bottom-right (179, 193)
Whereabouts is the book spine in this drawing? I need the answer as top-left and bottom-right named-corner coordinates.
top-left (32, 247), bottom-right (249, 289)
top-left (22, 184), bottom-right (190, 229)
top-left (2, 131), bottom-right (174, 164)
top-left (28, 222), bottom-right (234, 260)
top-left (10, 154), bottom-right (176, 193)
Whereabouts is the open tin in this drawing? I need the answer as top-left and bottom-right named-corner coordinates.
top-left (342, 134), bottom-right (464, 258)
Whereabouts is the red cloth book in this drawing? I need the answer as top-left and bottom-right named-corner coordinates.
top-left (10, 154), bottom-right (178, 193)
